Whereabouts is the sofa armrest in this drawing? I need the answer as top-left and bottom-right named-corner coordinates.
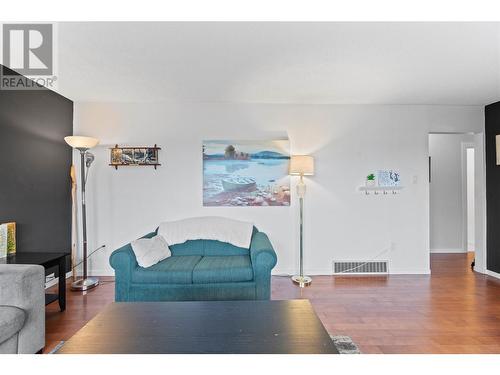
top-left (109, 232), bottom-right (156, 301)
top-left (109, 243), bottom-right (138, 275)
top-left (0, 264), bottom-right (45, 353)
top-left (249, 232), bottom-right (277, 300)
top-left (250, 231), bottom-right (277, 274)
top-left (109, 243), bottom-right (139, 302)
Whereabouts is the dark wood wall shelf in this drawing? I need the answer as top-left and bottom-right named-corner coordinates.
top-left (109, 163), bottom-right (162, 170)
top-left (110, 144), bottom-right (161, 170)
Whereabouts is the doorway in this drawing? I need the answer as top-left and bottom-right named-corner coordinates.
top-left (465, 146), bottom-right (475, 254)
top-left (428, 133), bottom-right (486, 273)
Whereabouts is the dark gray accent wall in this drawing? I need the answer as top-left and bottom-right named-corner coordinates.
top-left (485, 101), bottom-right (500, 273)
top-left (0, 65), bottom-right (73, 259)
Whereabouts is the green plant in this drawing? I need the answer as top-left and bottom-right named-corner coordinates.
top-left (367, 173), bottom-right (375, 181)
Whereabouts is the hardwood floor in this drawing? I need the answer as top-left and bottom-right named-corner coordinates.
top-left (45, 253), bottom-right (500, 354)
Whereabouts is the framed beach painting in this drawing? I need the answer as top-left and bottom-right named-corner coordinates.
top-left (203, 140), bottom-right (291, 206)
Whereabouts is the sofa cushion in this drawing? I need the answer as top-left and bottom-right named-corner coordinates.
top-left (203, 240), bottom-right (249, 256)
top-left (131, 235), bottom-right (171, 268)
top-left (0, 306), bottom-right (26, 345)
top-left (169, 241), bottom-right (204, 257)
top-left (170, 239), bottom-right (249, 257)
top-left (192, 255), bottom-right (253, 284)
top-left (132, 256), bottom-right (202, 284)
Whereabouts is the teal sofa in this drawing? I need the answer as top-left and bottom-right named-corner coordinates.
top-left (109, 227), bottom-right (277, 301)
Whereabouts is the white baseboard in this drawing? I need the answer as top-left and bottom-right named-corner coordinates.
top-left (274, 268), bottom-right (370, 276)
top-left (272, 268), bottom-right (294, 276)
top-left (473, 266), bottom-right (487, 275)
top-left (273, 268), bottom-right (431, 275)
top-left (430, 248), bottom-right (467, 253)
top-left (486, 269), bottom-right (500, 280)
top-left (389, 268), bottom-right (431, 275)
top-left (302, 269), bottom-right (333, 275)
top-left (84, 269), bottom-right (115, 277)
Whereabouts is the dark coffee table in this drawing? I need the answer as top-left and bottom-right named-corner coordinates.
top-left (57, 300), bottom-right (338, 354)
top-left (1, 252), bottom-right (68, 311)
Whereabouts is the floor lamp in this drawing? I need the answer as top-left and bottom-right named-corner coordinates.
top-left (289, 155), bottom-right (315, 287)
top-left (64, 135), bottom-right (100, 291)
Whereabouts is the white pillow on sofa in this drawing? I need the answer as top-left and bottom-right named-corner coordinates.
top-left (131, 235), bottom-right (171, 268)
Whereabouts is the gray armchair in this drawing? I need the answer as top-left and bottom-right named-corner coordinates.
top-left (0, 264), bottom-right (45, 354)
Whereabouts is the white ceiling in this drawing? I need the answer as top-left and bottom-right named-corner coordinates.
top-left (56, 22), bottom-right (500, 105)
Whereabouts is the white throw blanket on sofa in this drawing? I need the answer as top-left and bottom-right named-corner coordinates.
top-left (158, 216), bottom-right (254, 249)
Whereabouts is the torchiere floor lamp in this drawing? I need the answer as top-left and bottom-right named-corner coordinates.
top-left (64, 135), bottom-right (100, 291)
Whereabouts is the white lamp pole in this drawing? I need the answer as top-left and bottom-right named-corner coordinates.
top-left (289, 155), bottom-right (315, 287)
top-left (64, 136), bottom-right (100, 291)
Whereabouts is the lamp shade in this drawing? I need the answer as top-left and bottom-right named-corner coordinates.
top-left (289, 155), bottom-right (314, 176)
top-left (64, 136), bottom-right (99, 150)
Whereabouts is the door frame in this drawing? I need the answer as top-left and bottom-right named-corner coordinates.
top-left (473, 132), bottom-right (487, 273)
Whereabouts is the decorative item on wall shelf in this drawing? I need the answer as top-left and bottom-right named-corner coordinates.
top-left (377, 169), bottom-right (400, 187)
top-left (202, 140), bottom-right (290, 206)
top-left (365, 173), bottom-right (376, 187)
top-left (110, 145), bottom-right (161, 169)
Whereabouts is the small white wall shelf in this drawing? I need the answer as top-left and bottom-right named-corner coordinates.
top-left (359, 186), bottom-right (404, 195)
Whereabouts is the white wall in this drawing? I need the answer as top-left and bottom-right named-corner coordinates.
top-left (72, 103), bottom-right (483, 276)
top-left (467, 148), bottom-right (475, 252)
top-left (429, 133), bottom-right (474, 253)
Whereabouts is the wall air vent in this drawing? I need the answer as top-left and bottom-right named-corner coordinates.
top-left (333, 261), bottom-right (388, 275)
